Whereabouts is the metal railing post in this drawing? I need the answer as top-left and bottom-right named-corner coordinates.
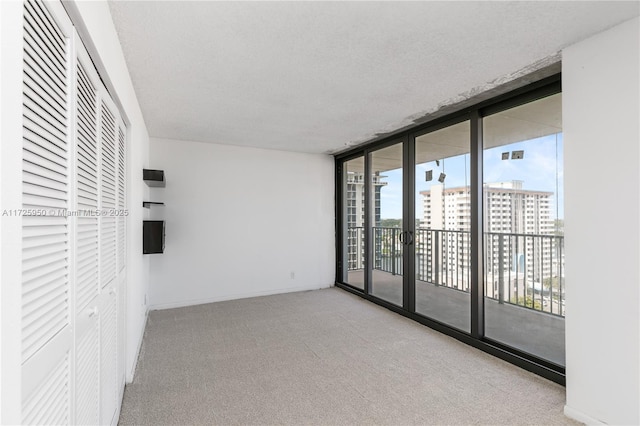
top-left (392, 228), bottom-right (397, 276)
top-left (434, 230), bottom-right (440, 286)
top-left (498, 234), bottom-right (504, 304)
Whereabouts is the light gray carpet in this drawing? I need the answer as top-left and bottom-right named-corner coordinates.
top-left (119, 287), bottom-right (579, 425)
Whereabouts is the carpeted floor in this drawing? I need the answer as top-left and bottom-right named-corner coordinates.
top-left (119, 287), bottom-right (579, 425)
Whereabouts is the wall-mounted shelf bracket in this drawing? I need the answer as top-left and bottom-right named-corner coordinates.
top-left (143, 169), bottom-right (165, 187)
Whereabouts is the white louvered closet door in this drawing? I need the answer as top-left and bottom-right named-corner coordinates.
top-left (98, 94), bottom-right (120, 426)
top-left (74, 37), bottom-right (101, 426)
top-left (21, 1), bottom-right (128, 424)
top-left (21, 0), bottom-right (73, 424)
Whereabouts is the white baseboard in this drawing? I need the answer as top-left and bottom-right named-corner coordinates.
top-left (125, 308), bottom-right (148, 383)
top-left (564, 405), bottom-right (605, 425)
top-left (149, 283), bottom-right (332, 311)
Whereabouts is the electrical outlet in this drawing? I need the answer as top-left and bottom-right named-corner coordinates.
top-left (290, 271), bottom-right (295, 280)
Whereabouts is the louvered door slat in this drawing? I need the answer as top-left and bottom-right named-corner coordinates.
top-left (23, 2), bottom-right (66, 78)
top-left (22, 354), bottom-right (69, 425)
top-left (22, 145), bottom-right (66, 175)
top-left (23, 275), bottom-right (67, 308)
top-left (75, 57), bottom-right (100, 314)
top-left (22, 254), bottom-right (66, 283)
top-left (77, 124), bottom-right (95, 151)
top-left (23, 56), bottom-right (66, 105)
top-left (76, 65), bottom-right (93, 99)
top-left (100, 294), bottom-right (118, 425)
top-left (24, 78), bottom-right (66, 120)
top-left (100, 101), bottom-right (117, 287)
top-left (23, 310), bottom-right (67, 361)
top-left (24, 100), bottom-right (68, 143)
top-left (101, 218), bottom-right (117, 287)
top-left (76, 279), bottom-right (97, 311)
top-left (76, 111), bottom-right (94, 134)
top-left (23, 168), bottom-right (67, 191)
top-left (25, 0), bottom-right (66, 61)
top-left (26, 367), bottom-right (68, 425)
top-left (77, 180), bottom-right (97, 199)
top-left (77, 198), bottom-right (97, 212)
top-left (24, 119), bottom-right (67, 159)
top-left (77, 148), bottom-right (97, 174)
top-left (22, 218), bottom-right (67, 235)
top-left (23, 90), bottom-right (66, 131)
top-left (77, 161), bottom-right (97, 183)
top-left (23, 285), bottom-right (66, 324)
top-left (23, 192), bottom-right (67, 210)
top-left (76, 249), bottom-right (96, 274)
top-left (23, 231), bottom-right (66, 248)
top-left (76, 321), bottom-right (99, 425)
top-left (23, 29), bottom-right (66, 91)
top-left (23, 126), bottom-right (67, 158)
top-left (117, 125), bottom-right (126, 272)
top-left (77, 182), bottom-right (98, 201)
top-left (77, 147), bottom-right (97, 170)
top-left (23, 241), bottom-right (67, 264)
top-left (76, 258), bottom-right (95, 282)
top-left (30, 0), bottom-right (65, 46)
top-left (76, 117), bottom-right (95, 144)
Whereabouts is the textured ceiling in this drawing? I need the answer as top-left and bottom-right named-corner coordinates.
top-left (108, 1), bottom-right (639, 155)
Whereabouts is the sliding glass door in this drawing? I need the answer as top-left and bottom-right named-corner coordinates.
top-left (341, 156), bottom-right (365, 290)
top-left (336, 77), bottom-right (564, 381)
top-left (482, 93), bottom-right (564, 365)
top-left (369, 142), bottom-right (404, 306)
top-left (339, 140), bottom-right (409, 306)
top-left (414, 120), bottom-right (471, 332)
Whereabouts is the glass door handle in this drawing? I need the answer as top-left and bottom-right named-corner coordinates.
top-left (399, 231), bottom-right (413, 245)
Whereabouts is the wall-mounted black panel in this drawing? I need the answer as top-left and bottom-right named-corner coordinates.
top-left (143, 220), bottom-right (165, 254)
top-left (143, 169), bottom-right (165, 187)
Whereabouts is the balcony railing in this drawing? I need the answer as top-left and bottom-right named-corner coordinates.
top-left (346, 226), bottom-right (565, 317)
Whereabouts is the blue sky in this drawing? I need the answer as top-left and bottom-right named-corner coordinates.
top-left (379, 133), bottom-right (564, 220)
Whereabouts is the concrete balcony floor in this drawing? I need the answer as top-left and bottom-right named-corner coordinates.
top-left (346, 270), bottom-right (565, 366)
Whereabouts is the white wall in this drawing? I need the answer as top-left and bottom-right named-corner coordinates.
top-left (148, 138), bottom-right (335, 309)
top-left (67, 1), bottom-right (150, 382)
top-left (0, 1), bottom-right (27, 421)
top-left (563, 17), bottom-right (639, 425)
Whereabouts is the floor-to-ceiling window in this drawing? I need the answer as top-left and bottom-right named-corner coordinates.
top-left (482, 92), bottom-right (564, 366)
top-left (370, 142), bottom-right (404, 306)
top-left (414, 120), bottom-right (471, 332)
top-left (341, 156), bottom-right (365, 290)
top-left (335, 76), bottom-right (565, 383)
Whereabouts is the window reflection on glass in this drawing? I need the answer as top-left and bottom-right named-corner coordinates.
top-left (483, 93), bottom-right (565, 366)
top-left (414, 120), bottom-right (471, 332)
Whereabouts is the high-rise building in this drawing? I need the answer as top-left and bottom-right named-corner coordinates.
top-left (419, 181), bottom-right (561, 300)
top-left (345, 171), bottom-right (387, 270)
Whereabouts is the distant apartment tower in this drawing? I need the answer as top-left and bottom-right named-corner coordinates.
top-left (419, 181), bottom-right (558, 292)
top-left (345, 171), bottom-right (386, 270)
top-left (420, 184), bottom-right (472, 288)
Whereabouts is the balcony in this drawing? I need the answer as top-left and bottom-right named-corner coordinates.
top-left (345, 227), bottom-right (565, 366)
